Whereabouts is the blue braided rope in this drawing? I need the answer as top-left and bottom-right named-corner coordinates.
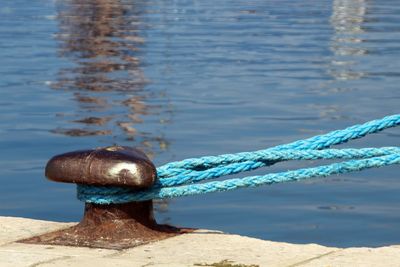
top-left (78, 153), bottom-right (400, 204)
top-left (78, 114), bottom-right (400, 204)
top-left (155, 148), bottom-right (400, 187)
top-left (156, 147), bottom-right (400, 186)
top-left (157, 113), bottom-right (400, 176)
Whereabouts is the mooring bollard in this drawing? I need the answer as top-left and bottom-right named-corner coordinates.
top-left (21, 146), bottom-right (188, 249)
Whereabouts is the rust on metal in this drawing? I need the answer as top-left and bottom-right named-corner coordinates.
top-left (21, 201), bottom-right (191, 249)
top-left (20, 146), bottom-right (193, 249)
top-left (45, 146), bottom-right (157, 188)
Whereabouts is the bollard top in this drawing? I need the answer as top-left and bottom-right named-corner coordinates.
top-left (45, 146), bottom-right (157, 188)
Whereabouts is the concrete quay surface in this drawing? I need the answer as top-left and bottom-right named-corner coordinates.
top-left (0, 216), bottom-right (400, 267)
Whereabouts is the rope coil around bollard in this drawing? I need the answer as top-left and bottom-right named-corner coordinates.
top-left (78, 114), bottom-right (400, 204)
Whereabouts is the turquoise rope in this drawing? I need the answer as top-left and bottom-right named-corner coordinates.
top-left (155, 147), bottom-right (400, 187)
top-left (157, 113), bottom-right (400, 177)
top-left (78, 114), bottom-right (400, 204)
top-left (78, 154), bottom-right (400, 204)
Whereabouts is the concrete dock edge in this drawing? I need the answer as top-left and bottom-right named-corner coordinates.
top-left (0, 216), bottom-right (399, 267)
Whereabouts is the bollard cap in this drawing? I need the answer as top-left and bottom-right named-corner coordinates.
top-left (45, 146), bottom-right (157, 188)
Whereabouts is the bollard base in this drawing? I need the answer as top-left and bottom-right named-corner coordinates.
top-left (20, 201), bottom-right (192, 250)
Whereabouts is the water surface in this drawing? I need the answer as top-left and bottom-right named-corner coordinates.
top-left (0, 0), bottom-right (399, 247)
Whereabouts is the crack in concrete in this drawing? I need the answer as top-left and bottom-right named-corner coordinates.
top-left (285, 250), bottom-right (340, 267)
top-left (28, 255), bottom-right (72, 267)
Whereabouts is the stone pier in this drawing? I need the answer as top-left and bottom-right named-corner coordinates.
top-left (1, 216), bottom-right (400, 267)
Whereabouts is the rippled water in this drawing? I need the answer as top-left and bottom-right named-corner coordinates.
top-left (0, 0), bottom-right (399, 247)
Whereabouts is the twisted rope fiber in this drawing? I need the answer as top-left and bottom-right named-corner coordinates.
top-left (157, 113), bottom-right (400, 177)
top-left (78, 154), bottom-right (400, 204)
top-left (78, 114), bottom-right (400, 204)
top-left (155, 147), bottom-right (400, 187)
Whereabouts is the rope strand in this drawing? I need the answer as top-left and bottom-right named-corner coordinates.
top-left (78, 153), bottom-right (400, 204)
top-left (77, 114), bottom-right (400, 204)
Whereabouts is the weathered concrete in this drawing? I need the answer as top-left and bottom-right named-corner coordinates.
top-left (0, 216), bottom-right (400, 267)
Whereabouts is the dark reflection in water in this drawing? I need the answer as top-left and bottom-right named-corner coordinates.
top-left (50, 0), bottom-right (169, 155)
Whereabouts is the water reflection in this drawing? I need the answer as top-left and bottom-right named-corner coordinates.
top-left (329, 0), bottom-right (367, 81)
top-left (51, 0), bottom-right (169, 154)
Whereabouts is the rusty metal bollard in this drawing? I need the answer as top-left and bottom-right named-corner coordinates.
top-left (21, 146), bottom-right (190, 249)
